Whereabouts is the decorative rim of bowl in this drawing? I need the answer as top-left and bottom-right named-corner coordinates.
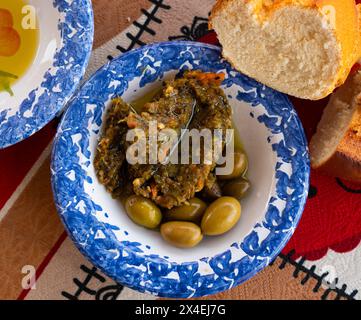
top-left (0, 0), bottom-right (94, 149)
top-left (51, 41), bottom-right (310, 298)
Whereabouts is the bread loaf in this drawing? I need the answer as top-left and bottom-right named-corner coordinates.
top-left (210, 0), bottom-right (361, 100)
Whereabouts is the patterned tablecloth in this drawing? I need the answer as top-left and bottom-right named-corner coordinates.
top-left (0, 0), bottom-right (361, 300)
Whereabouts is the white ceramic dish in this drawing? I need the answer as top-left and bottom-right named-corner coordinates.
top-left (51, 42), bottom-right (310, 298)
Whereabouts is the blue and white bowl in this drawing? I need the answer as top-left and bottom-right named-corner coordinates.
top-left (0, 0), bottom-right (93, 148)
top-left (51, 41), bottom-right (310, 298)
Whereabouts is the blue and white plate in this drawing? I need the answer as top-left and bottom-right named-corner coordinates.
top-left (0, 0), bottom-right (93, 149)
top-left (51, 41), bottom-right (310, 298)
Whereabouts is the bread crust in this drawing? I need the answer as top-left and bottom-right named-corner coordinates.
top-left (313, 93), bottom-right (361, 183)
top-left (314, 150), bottom-right (361, 183)
top-left (209, 0), bottom-right (230, 30)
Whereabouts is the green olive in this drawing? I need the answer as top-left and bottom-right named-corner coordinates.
top-left (222, 178), bottom-right (251, 200)
top-left (164, 198), bottom-right (207, 223)
top-left (218, 151), bottom-right (248, 180)
top-left (201, 197), bottom-right (241, 236)
top-left (125, 195), bottom-right (162, 229)
top-left (160, 221), bottom-right (203, 248)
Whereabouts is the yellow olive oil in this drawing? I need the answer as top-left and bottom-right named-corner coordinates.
top-left (129, 88), bottom-right (161, 113)
top-left (0, 0), bottom-right (39, 95)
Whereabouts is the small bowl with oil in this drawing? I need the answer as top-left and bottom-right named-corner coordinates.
top-left (0, 0), bottom-right (93, 148)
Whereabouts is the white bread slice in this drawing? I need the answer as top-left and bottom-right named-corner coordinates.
top-left (310, 70), bottom-right (361, 182)
top-left (210, 0), bottom-right (361, 100)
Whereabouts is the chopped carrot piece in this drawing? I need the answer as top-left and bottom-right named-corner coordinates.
top-left (196, 178), bottom-right (204, 190)
top-left (0, 9), bottom-right (13, 28)
top-left (126, 114), bottom-right (139, 128)
top-left (150, 183), bottom-right (158, 198)
top-left (0, 27), bottom-right (20, 57)
top-left (186, 70), bottom-right (225, 86)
